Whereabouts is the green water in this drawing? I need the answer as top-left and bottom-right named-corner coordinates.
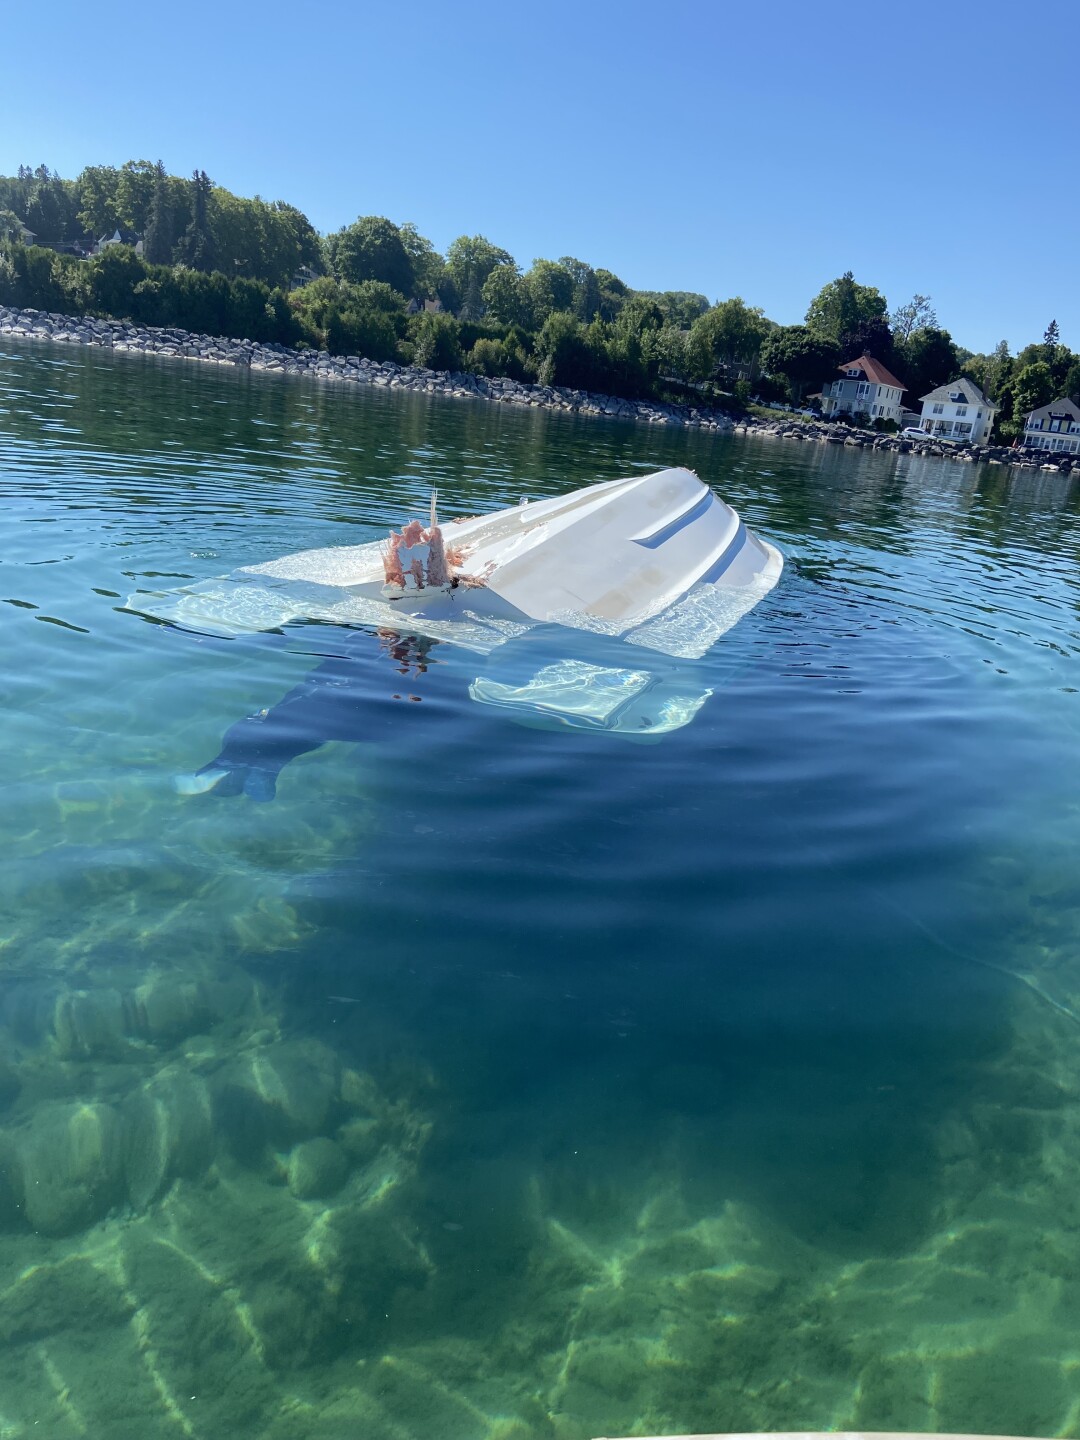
top-left (4, 340), bottom-right (1080, 1438)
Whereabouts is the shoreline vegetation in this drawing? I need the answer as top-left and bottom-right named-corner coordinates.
top-left (2, 302), bottom-right (1073, 473)
top-left (2, 161), bottom-right (1078, 445)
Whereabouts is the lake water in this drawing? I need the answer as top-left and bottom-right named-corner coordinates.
top-left (3, 341), bottom-right (1080, 1440)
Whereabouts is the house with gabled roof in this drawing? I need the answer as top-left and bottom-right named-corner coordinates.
top-left (1023, 396), bottom-right (1080, 453)
top-left (820, 353), bottom-right (906, 424)
top-left (918, 377), bottom-right (996, 444)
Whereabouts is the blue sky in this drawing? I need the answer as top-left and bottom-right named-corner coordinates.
top-left (2, 0), bottom-right (1072, 355)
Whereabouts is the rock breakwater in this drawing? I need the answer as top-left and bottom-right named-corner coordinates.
top-left (3, 304), bottom-right (1075, 471)
top-left (0, 302), bottom-right (736, 432)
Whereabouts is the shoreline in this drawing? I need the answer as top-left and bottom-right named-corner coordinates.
top-left (0, 304), bottom-right (1072, 474)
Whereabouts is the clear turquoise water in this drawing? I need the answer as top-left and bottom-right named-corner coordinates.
top-left (4, 341), bottom-right (1080, 1439)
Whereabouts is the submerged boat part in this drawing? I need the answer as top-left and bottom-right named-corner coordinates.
top-left (132, 468), bottom-right (782, 741)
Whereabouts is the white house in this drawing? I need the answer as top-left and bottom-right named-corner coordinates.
top-left (918, 378), bottom-right (996, 444)
top-left (92, 228), bottom-right (144, 258)
top-left (1023, 396), bottom-right (1080, 453)
top-left (820, 354), bottom-right (906, 423)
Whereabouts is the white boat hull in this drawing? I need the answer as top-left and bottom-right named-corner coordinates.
top-left (131, 468), bottom-right (782, 738)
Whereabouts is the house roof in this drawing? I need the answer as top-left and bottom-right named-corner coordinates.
top-left (919, 377), bottom-right (994, 409)
top-left (837, 354), bottom-right (906, 390)
top-left (1026, 396), bottom-right (1080, 425)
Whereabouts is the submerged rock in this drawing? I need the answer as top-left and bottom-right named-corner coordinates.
top-left (287, 1137), bottom-right (347, 1200)
top-left (0, 1058), bottom-right (20, 1111)
top-left (19, 1100), bottom-right (124, 1235)
top-left (122, 1067), bottom-right (215, 1210)
top-left (0, 1133), bottom-right (25, 1229)
top-left (53, 987), bottom-right (134, 1059)
top-left (213, 1038), bottom-right (341, 1162)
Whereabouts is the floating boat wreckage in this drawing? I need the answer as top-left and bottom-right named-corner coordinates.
top-left (134, 467), bottom-right (783, 739)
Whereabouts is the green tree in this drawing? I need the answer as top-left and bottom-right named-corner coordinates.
top-left (524, 259), bottom-right (576, 324)
top-left (398, 222), bottom-right (443, 298)
top-left (687, 297), bottom-right (771, 382)
top-left (759, 325), bottom-right (842, 400)
top-left (75, 165), bottom-right (121, 238)
top-left (558, 256), bottom-right (602, 322)
top-left (331, 216), bottom-right (414, 295)
top-left (895, 327), bottom-right (960, 401)
top-left (964, 339), bottom-right (1012, 401)
top-left (445, 235), bottom-right (513, 302)
top-left (115, 160), bottom-right (157, 233)
top-left (411, 312), bottom-right (462, 371)
top-left (142, 161), bottom-right (175, 265)
top-left (0, 209), bottom-right (24, 247)
top-left (594, 268), bottom-right (630, 322)
top-left (890, 294), bottom-right (937, 343)
top-left (1010, 361), bottom-right (1055, 426)
top-left (806, 271), bottom-right (888, 348)
top-left (636, 291), bottom-right (710, 329)
top-left (177, 170), bottom-right (217, 272)
top-left (481, 265), bottom-right (532, 328)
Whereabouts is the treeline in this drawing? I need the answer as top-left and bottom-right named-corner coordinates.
top-left (0, 161), bottom-right (1075, 431)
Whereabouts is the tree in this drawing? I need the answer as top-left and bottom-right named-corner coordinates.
top-left (523, 259), bottom-right (575, 323)
top-left (558, 256), bottom-right (601, 322)
top-left (0, 209), bottom-right (24, 247)
top-left (331, 216), bottom-right (413, 295)
top-left (1044, 319), bottom-right (1060, 351)
top-left (984, 341), bottom-right (1013, 403)
top-left (445, 235), bottom-right (513, 300)
top-left (142, 161), bottom-right (174, 265)
top-left (1010, 361), bottom-right (1055, 425)
top-left (759, 325), bottom-right (841, 400)
top-left (894, 327), bottom-right (959, 401)
top-left (75, 165), bottom-right (121, 238)
top-left (636, 290), bottom-right (710, 329)
top-left (687, 297), bottom-right (771, 382)
top-left (890, 294), bottom-right (937, 343)
top-left (115, 160), bottom-right (157, 233)
top-left (806, 271), bottom-right (888, 348)
top-left (481, 265), bottom-right (532, 328)
top-left (398, 222), bottom-right (442, 298)
top-left (594, 267), bottom-right (630, 322)
top-left (411, 312), bottom-right (462, 371)
top-left (459, 273), bottom-right (484, 322)
top-left (177, 170), bottom-right (217, 272)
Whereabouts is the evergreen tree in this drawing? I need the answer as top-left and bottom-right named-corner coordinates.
top-left (178, 170), bottom-right (217, 272)
top-left (142, 161), bottom-right (174, 265)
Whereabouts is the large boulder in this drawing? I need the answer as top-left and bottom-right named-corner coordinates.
top-left (19, 1101), bottom-right (124, 1235)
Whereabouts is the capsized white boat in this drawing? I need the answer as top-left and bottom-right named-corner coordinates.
top-left (131, 467), bottom-right (782, 738)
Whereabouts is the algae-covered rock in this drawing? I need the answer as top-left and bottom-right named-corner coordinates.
top-left (122, 1067), bottom-right (215, 1210)
top-left (0, 1255), bottom-right (133, 1345)
top-left (52, 987), bottom-right (134, 1059)
top-left (0, 1057), bottom-right (20, 1111)
top-left (0, 1132), bottom-right (25, 1229)
top-left (214, 1038), bottom-right (340, 1162)
top-left (287, 1137), bottom-right (347, 1200)
top-left (19, 1100), bottom-right (124, 1235)
top-left (132, 974), bottom-right (210, 1043)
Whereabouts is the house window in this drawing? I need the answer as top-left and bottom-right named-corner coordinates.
top-left (976, 410), bottom-right (982, 419)
top-left (1030, 419), bottom-right (1043, 430)
top-left (856, 382), bottom-right (870, 398)
top-left (1050, 419), bottom-right (1062, 432)
top-left (956, 406), bottom-right (967, 416)
top-left (933, 403), bottom-right (944, 414)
